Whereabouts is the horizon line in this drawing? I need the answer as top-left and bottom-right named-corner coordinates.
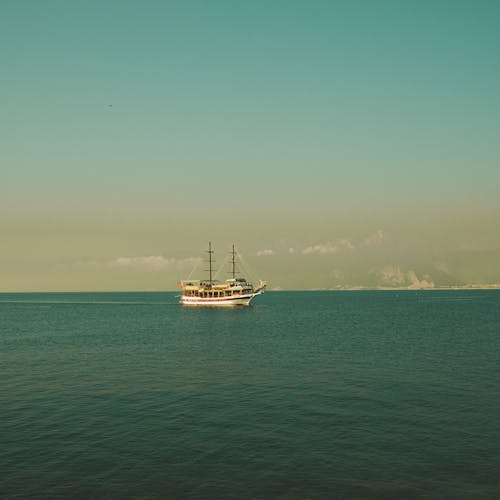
top-left (1, 285), bottom-right (500, 294)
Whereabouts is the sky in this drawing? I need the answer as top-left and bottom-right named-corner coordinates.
top-left (1, 0), bottom-right (500, 291)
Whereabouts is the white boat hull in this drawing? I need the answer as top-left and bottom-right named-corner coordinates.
top-left (180, 291), bottom-right (261, 307)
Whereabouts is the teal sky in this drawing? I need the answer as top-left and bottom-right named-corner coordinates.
top-left (2, 1), bottom-right (500, 291)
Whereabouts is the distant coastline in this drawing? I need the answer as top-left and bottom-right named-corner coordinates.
top-left (272, 285), bottom-right (500, 292)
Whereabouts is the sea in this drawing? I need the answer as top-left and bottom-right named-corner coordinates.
top-left (1, 290), bottom-right (499, 499)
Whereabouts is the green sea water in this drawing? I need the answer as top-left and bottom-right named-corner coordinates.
top-left (1, 291), bottom-right (499, 498)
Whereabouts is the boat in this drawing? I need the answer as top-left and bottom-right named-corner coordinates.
top-left (178, 242), bottom-right (266, 306)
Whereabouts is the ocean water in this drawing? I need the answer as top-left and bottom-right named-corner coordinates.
top-left (1, 290), bottom-right (499, 499)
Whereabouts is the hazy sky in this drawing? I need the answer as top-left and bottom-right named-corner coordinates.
top-left (2, 0), bottom-right (499, 291)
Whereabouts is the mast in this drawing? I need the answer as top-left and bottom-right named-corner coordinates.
top-left (231, 243), bottom-right (236, 279)
top-left (207, 241), bottom-right (214, 285)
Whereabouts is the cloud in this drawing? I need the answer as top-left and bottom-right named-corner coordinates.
top-left (256, 249), bottom-right (275, 257)
top-left (112, 256), bottom-right (169, 269)
top-left (247, 230), bottom-right (389, 259)
top-left (372, 265), bottom-right (435, 289)
top-left (109, 256), bottom-right (202, 270)
top-left (301, 230), bottom-right (388, 256)
top-left (362, 229), bottom-right (389, 247)
top-left (302, 238), bottom-right (355, 255)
